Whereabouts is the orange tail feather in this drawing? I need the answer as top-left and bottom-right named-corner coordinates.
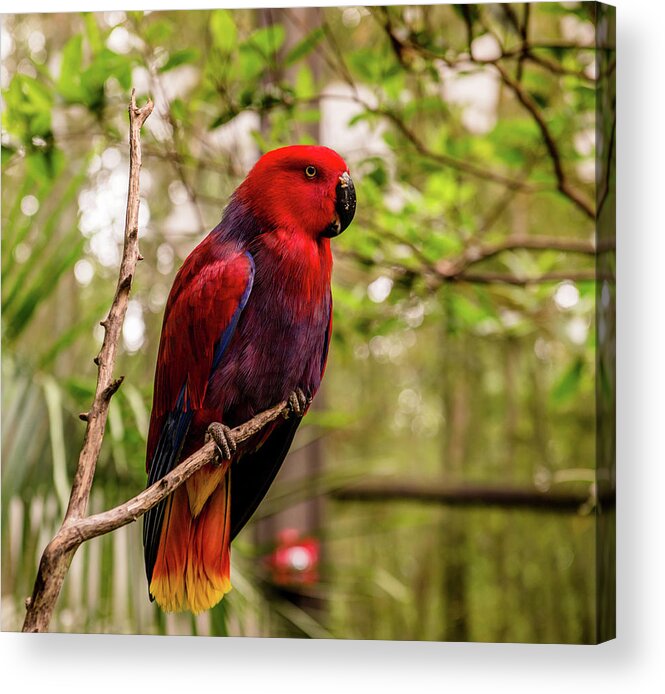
top-left (150, 473), bottom-right (232, 613)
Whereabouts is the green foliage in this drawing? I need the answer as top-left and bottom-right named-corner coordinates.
top-left (284, 26), bottom-right (324, 66)
top-left (4, 74), bottom-right (53, 144)
top-left (1, 4), bottom-right (603, 642)
top-left (210, 10), bottom-right (237, 53)
top-left (551, 358), bottom-right (586, 406)
top-left (57, 37), bottom-right (134, 111)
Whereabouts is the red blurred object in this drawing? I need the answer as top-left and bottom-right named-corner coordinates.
top-left (265, 529), bottom-right (320, 587)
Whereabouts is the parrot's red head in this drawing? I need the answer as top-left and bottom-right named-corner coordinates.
top-left (237, 145), bottom-right (356, 239)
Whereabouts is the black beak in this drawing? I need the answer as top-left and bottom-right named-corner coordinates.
top-left (322, 172), bottom-right (356, 238)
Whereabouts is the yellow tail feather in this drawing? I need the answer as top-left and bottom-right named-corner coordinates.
top-left (150, 471), bottom-right (232, 613)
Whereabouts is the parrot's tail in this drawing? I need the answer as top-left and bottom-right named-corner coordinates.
top-left (149, 472), bottom-right (232, 613)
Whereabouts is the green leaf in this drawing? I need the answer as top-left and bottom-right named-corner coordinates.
top-left (1, 144), bottom-right (16, 167)
top-left (25, 148), bottom-right (65, 184)
top-left (36, 299), bottom-right (107, 369)
top-left (158, 48), bottom-right (200, 73)
top-left (32, 148), bottom-right (64, 182)
top-left (63, 377), bottom-right (96, 402)
top-left (210, 9), bottom-right (237, 53)
top-left (349, 47), bottom-right (378, 82)
top-left (551, 358), bottom-right (584, 405)
top-left (243, 23), bottom-right (286, 60)
top-left (83, 12), bottom-right (104, 54)
top-left (294, 65), bottom-right (315, 100)
top-left (42, 375), bottom-right (70, 514)
top-left (210, 109), bottom-right (239, 130)
top-left (58, 35), bottom-right (85, 102)
top-left (170, 97), bottom-right (188, 123)
top-left (1, 176), bottom-right (35, 270)
top-left (4, 232), bottom-right (84, 340)
top-left (3, 173), bottom-right (86, 341)
top-left (285, 26), bottom-right (324, 66)
top-left (19, 74), bottom-right (53, 112)
top-left (80, 48), bottom-right (134, 107)
top-left (451, 293), bottom-right (494, 327)
top-left (237, 47), bottom-right (265, 82)
top-left (3, 74), bottom-right (54, 146)
top-left (145, 19), bottom-right (174, 45)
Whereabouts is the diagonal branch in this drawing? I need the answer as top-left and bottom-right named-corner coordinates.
top-left (435, 234), bottom-right (608, 278)
top-left (492, 62), bottom-right (595, 220)
top-left (23, 401), bottom-right (291, 632)
top-left (372, 9), bottom-right (597, 212)
top-left (66, 401), bottom-right (290, 546)
top-left (375, 107), bottom-right (537, 191)
top-left (343, 227), bottom-right (609, 288)
top-left (22, 91), bottom-right (153, 633)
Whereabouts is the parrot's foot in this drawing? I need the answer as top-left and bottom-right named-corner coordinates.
top-left (205, 422), bottom-right (236, 464)
top-left (287, 388), bottom-right (310, 418)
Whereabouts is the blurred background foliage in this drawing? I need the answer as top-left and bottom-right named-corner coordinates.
top-left (1, 3), bottom-right (613, 642)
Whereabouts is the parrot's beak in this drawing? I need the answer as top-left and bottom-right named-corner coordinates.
top-left (323, 172), bottom-right (356, 237)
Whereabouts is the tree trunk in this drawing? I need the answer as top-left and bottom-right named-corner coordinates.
top-left (254, 7), bottom-right (328, 637)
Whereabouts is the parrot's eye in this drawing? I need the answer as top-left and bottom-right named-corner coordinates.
top-left (304, 165), bottom-right (317, 178)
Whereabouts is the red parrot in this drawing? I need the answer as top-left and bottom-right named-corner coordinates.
top-left (143, 145), bottom-right (355, 613)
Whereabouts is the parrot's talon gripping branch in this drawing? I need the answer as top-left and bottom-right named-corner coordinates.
top-left (21, 398), bottom-right (289, 631)
top-left (206, 422), bottom-right (237, 463)
top-left (141, 146), bottom-right (352, 613)
top-left (25, 138), bottom-right (354, 625)
top-left (287, 388), bottom-right (309, 418)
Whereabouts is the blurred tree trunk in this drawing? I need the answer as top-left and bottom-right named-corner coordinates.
top-left (439, 302), bottom-right (470, 642)
top-left (594, 1), bottom-right (616, 644)
top-left (254, 7), bottom-right (328, 636)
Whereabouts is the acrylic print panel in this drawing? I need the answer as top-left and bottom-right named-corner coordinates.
top-left (1, 2), bottom-right (615, 642)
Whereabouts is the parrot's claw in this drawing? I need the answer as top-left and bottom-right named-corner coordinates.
top-left (205, 422), bottom-right (236, 464)
top-left (287, 388), bottom-right (310, 418)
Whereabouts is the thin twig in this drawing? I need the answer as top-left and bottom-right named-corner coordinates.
top-left (345, 225), bottom-right (608, 288)
top-left (492, 62), bottom-right (595, 219)
top-left (454, 270), bottom-right (599, 285)
top-left (129, 8), bottom-right (206, 231)
top-left (22, 91), bottom-right (153, 633)
top-left (371, 7), bottom-right (598, 215)
top-left (435, 234), bottom-right (608, 278)
top-left (375, 107), bottom-right (537, 191)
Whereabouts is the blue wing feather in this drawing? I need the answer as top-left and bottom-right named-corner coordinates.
top-left (143, 251), bottom-right (254, 586)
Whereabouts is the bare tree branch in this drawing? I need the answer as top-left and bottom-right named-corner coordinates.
top-left (68, 401), bottom-right (290, 543)
top-left (452, 269), bottom-right (600, 286)
top-left (22, 401), bottom-right (291, 634)
top-left (128, 13), bottom-right (206, 230)
top-left (374, 106), bottom-right (538, 192)
top-left (332, 480), bottom-right (613, 513)
top-left (435, 234), bottom-right (610, 278)
top-left (371, 7), bottom-right (598, 216)
top-left (341, 228), bottom-right (608, 289)
top-left (22, 91), bottom-right (154, 633)
top-left (492, 61), bottom-right (595, 220)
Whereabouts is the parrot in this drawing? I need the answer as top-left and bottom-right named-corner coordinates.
top-left (142, 145), bottom-right (356, 614)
